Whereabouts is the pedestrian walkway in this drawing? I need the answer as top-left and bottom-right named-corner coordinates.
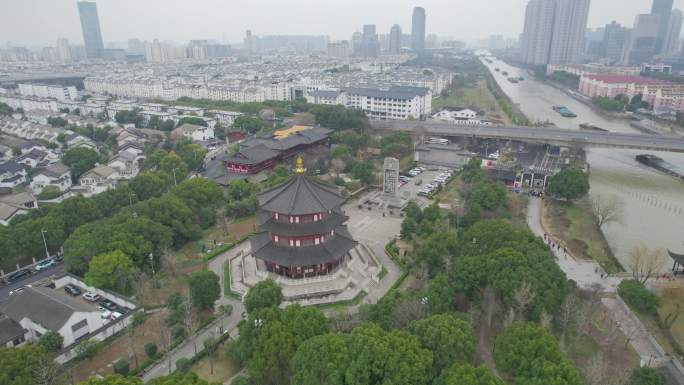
top-left (526, 197), bottom-right (678, 373)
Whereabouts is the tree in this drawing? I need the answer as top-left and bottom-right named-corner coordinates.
top-left (175, 140), bottom-right (208, 171)
top-left (426, 273), bottom-right (455, 314)
top-left (409, 314), bottom-right (475, 373)
top-left (160, 153), bottom-right (189, 184)
top-left (160, 119), bottom-right (176, 131)
top-left (232, 115), bottom-right (266, 133)
top-left (281, 304), bottom-right (329, 342)
top-left (80, 375), bottom-right (143, 385)
top-left (75, 339), bottom-right (98, 361)
top-left (115, 109), bottom-right (143, 127)
top-left (629, 367), bottom-right (666, 385)
top-left (494, 323), bottom-right (582, 385)
top-left (171, 177), bottom-right (224, 227)
top-left (351, 161), bottom-right (374, 185)
top-left (0, 102), bottom-right (14, 116)
top-left (469, 181), bottom-right (506, 211)
top-left (309, 105), bottom-right (369, 130)
top-left (547, 168), bottom-right (590, 200)
top-left (0, 345), bottom-right (61, 385)
top-left (436, 363), bottom-right (504, 385)
top-left (47, 117), bottom-right (67, 127)
top-left (144, 150), bottom-right (168, 171)
top-left (618, 279), bottom-right (661, 315)
top-left (628, 245), bottom-right (666, 284)
top-left (37, 185), bottom-right (62, 200)
top-left (144, 342), bottom-right (158, 359)
top-left (247, 320), bottom-right (296, 385)
top-left (176, 357), bottom-right (192, 374)
top-left (244, 279), bottom-right (283, 313)
top-left (38, 330), bottom-right (64, 353)
top-left (129, 172), bottom-right (168, 201)
top-left (177, 116), bottom-right (208, 127)
top-left (203, 336), bottom-right (218, 375)
top-left (290, 334), bottom-right (349, 385)
top-left (113, 359), bottom-right (130, 376)
top-left (188, 270), bottom-right (220, 310)
top-left (591, 193), bottom-right (624, 229)
top-left (85, 250), bottom-right (135, 293)
top-left (414, 231), bottom-right (458, 276)
top-left (63, 147), bottom-right (101, 179)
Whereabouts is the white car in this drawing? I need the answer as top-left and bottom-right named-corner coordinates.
top-left (34, 259), bottom-right (57, 271)
top-left (83, 291), bottom-right (101, 302)
top-left (110, 311), bottom-right (123, 320)
top-left (101, 310), bottom-right (112, 319)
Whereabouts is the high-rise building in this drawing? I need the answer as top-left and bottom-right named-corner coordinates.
top-left (548, 0), bottom-right (591, 64)
top-left (244, 30), bottom-right (255, 54)
top-left (359, 25), bottom-right (379, 57)
top-left (603, 21), bottom-right (629, 63)
top-left (411, 7), bottom-right (426, 54)
top-left (521, 0), bottom-right (556, 65)
top-left (520, 0), bottom-right (590, 65)
top-left (652, 0), bottom-right (674, 54)
top-left (389, 25), bottom-right (402, 54)
top-left (77, 1), bottom-right (104, 59)
top-left (127, 38), bottom-right (144, 55)
top-left (327, 41), bottom-right (350, 58)
top-left (624, 14), bottom-right (661, 64)
top-left (664, 9), bottom-right (683, 55)
top-left (56, 38), bottom-right (71, 62)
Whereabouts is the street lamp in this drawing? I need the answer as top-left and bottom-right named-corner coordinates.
top-left (40, 229), bottom-right (50, 260)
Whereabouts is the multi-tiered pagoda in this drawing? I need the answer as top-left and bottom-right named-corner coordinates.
top-left (250, 157), bottom-right (357, 279)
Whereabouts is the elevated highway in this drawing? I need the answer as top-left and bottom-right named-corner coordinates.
top-left (371, 120), bottom-right (684, 153)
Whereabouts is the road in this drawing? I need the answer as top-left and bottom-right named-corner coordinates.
top-left (372, 120), bottom-right (684, 153)
top-left (0, 263), bottom-right (65, 300)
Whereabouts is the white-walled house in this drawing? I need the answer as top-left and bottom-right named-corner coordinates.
top-left (172, 123), bottom-right (215, 142)
top-left (107, 151), bottom-right (141, 180)
top-left (0, 161), bottom-right (28, 188)
top-left (78, 165), bottom-right (119, 196)
top-left (30, 162), bottom-right (72, 195)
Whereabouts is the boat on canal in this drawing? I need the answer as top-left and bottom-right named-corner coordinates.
top-left (552, 106), bottom-right (577, 118)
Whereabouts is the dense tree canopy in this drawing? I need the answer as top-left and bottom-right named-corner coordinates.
top-left (0, 345), bottom-right (60, 385)
top-left (310, 105), bottom-right (369, 130)
top-left (63, 147), bottom-right (101, 179)
top-left (629, 367), bottom-right (666, 385)
top-left (469, 181), bottom-right (506, 211)
top-left (188, 270), bottom-right (221, 310)
top-left (232, 115), bottom-right (268, 134)
top-left (247, 320), bottom-right (296, 385)
top-left (291, 333), bottom-right (349, 385)
top-left (244, 279), bottom-right (283, 313)
top-left (494, 323), bottom-right (583, 385)
top-left (436, 363), bottom-right (504, 385)
top-left (115, 109), bottom-right (143, 127)
top-left (409, 314), bottom-right (475, 373)
top-left (38, 330), bottom-right (64, 352)
top-left (84, 250), bottom-right (135, 293)
top-left (547, 168), bottom-right (590, 200)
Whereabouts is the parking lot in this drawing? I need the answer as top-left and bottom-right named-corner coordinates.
top-left (397, 167), bottom-right (457, 207)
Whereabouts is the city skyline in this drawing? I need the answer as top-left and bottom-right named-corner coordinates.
top-left (0, 0), bottom-right (674, 47)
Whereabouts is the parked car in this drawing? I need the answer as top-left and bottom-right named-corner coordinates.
top-left (7, 269), bottom-right (32, 283)
top-left (34, 259), bottom-right (57, 271)
top-left (64, 284), bottom-right (82, 296)
top-left (83, 291), bottom-right (101, 302)
top-left (98, 298), bottom-right (118, 311)
top-left (110, 311), bottom-right (123, 320)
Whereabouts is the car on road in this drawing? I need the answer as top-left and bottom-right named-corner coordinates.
top-left (98, 298), bottom-right (118, 311)
top-left (6, 269), bottom-right (32, 283)
top-left (9, 286), bottom-right (28, 296)
top-left (34, 259), bottom-right (57, 271)
top-left (64, 284), bottom-right (82, 296)
top-left (83, 291), bottom-right (101, 302)
top-left (110, 311), bottom-right (123, 320)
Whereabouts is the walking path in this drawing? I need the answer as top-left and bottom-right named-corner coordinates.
top-left (526, 197), bottom-right (670, 367)
top-left (141, 247), bottom-right (246, 383)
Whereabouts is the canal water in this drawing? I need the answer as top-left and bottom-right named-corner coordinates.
top-left (482, 58), bottom-right (684, 271)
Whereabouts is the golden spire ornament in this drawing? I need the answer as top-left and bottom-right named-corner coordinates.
top-left (295, 156), bottom-right (305, 174)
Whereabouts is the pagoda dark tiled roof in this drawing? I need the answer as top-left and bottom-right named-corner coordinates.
top-left (250, 226), bottom-right (357, 266)
top-left (257, 209), bottom-right (348, 237)
top-left (257, 174), bottom-right (345, 215)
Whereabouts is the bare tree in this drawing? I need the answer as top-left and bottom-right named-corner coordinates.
top-left (628, 245), bottom-right (666, 284)
top-left (391, 297), bottom-right (429, 329)
top-left (31, 358), bottom-right (61, 385)
top-left (512, 282), bottom-right (536, 321)
top-left (591, 193), bottom-right (624, 229)
top-left (585, 353), bottom-right (608, 385)
top-left (183, 293), bottom-right (197, 354)
top-left (663, 303), bottom-right (684, 329)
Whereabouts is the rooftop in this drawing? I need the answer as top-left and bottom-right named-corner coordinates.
top-left (584, 74), bottom-right (665, 85)
top-left (257, 174), bottom-right (345, 215)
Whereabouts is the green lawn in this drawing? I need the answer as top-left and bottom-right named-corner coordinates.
top-left (432, 80), bottom-right (500, 116)
top-left (545, 199), bottom-right (623, 273)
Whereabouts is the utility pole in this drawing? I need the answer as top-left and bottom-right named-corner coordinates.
top-left (172, 167), bottom-right (178, 186)
top-left (40, 229), bottom-right (50, 260)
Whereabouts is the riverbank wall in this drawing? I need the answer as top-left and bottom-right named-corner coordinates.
top-left (482, 63), bottom-right (531, 126)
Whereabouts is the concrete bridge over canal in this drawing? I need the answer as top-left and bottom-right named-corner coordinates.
top-left (372, 121), bottom-right (684, 153)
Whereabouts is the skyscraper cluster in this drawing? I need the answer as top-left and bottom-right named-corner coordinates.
top-left (521, 0), bottom-right (683, 66)
top-left (520, 0), bottom-right (590, 65)
top-left (348, 6), bottom-right (426, 58)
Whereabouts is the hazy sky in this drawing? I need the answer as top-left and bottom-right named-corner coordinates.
top-left (1, 0), bottom-right (679, 47)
